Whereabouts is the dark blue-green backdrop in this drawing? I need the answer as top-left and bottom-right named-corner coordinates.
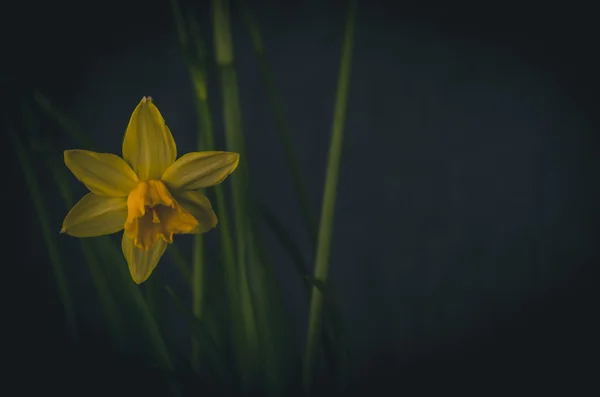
top-left (5, 0), bottom-right (598, 394)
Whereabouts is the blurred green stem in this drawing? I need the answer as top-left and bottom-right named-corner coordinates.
top-left (212, 0), bottom-right (260, 389)
top-left (145, 277), bottom-right (157, 318)
top-left (34, 91), bottom-right (94, 148)
top-left (172, 0), bottom-right (238, 373)
top-left (191, 234), bottom-right (204, 372)
top-left (10, 126), bottom-right (78, 343)
top-left (169, 244), bottom-right (192, 281)
top-left (303, 0), bottom-right (357, 391)
top-left (190, 42), bottom-right (210, 373)
top-left (243, 9), bottom-right (317, 246)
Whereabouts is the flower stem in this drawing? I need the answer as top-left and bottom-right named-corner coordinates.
top-left (212, 0), bottom-right (260, 390)
top-left (191, 233), bottom-right (204, 372)
top-left (303, 0), bottom-right (358, 391)
top-left (10, 126), bottom-right (78, 343)
top-left (243, 9), bottom-right (317, 247)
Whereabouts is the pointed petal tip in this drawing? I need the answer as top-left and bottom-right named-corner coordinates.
top-left (131, 269), bottom-right (151, 284)
top-left (59, 227), bottom-right (67, 234)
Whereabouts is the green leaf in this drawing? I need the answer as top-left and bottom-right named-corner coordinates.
top-left (165, 285), bottom-right (231, 385)
top-left (303, 0), bottom-right (358, 391)
top-left (10, 123), bottom-right (78, 343)
top-left (212, 0), bottom-right (260, 390)
top-left (243, 8), bottom-right (317, 246)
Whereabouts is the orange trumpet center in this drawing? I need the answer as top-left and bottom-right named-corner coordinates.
top-left (124, 180), bottom-right (198, 250)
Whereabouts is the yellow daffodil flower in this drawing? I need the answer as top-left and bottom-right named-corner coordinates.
top-left (60, 96), bottom-right (239, 284)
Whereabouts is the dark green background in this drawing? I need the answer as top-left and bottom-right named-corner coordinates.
top-left (5, 0), bottom-right (598, 394)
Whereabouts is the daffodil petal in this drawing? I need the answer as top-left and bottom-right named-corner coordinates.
top-left (122, 97), bottom-right (177, 180)
top-left (121, 233), bottom-right (168, 284)
top-left (161, 151), bottom-right (240, 190)
top-left (64, 150), bottom-right (139, 197)
top-left (175, 190), bottom-right (218, 234)
top-left (61, 193), bottom-right (127, 237)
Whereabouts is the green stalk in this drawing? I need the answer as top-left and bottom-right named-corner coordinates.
top-left (191, 63), bottom-right (237, 309)
top-left (191, 233), bottom-right (204, 372)
top-left (212, 0), bottom-right (249, 264)
top-left (171, 0), bottom-right (236, 306)
top-left (95, 235), bottom-right (175, 372)
top-left (166, 284), bottom-right (231, 387)
top-left (190, 55), bottom-right (209, 373)
top-left (171, 0), bottom-right (238, 374)
top-left (168, 244), bottom-right (192, 283)
top-left (248, 222), bottom-right (295, 396)
top-left (190, 40), bottom-right (209, 374)
top-left (257, 202), bottom-right (310, 291)
top-left (81, 241), bottom-right (124, 346)
top-left (212, 0), bottom-right (259, 389)
top-left (10, 126), bottom-right (78, 343)
top-left (303, 0), bottom-right (357, 391)
top-left (242, 18), bottom-right (351, 389)
top-left (144, 276), bottom-right (157, 319)
top-left (243, 9), bottom-right (317, 246)
top-left (34, 91), bottom-right (95, 149)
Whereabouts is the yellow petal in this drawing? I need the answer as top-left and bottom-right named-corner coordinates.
top-left (121, 232), bottom-right (168, 284)
top-left (161, 151), bottom-right (240, 190)
top-left (61, 193), bottom-right (127, 237)
top-left (64, 150), bottom-right (139, 197)
top-left (175, 190), bottom-right (218, 234)
top-left (122, 97), bottom-right (177, 180)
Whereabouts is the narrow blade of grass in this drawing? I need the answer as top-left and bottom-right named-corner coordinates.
top-left (212, 0), bottom-right (260, 390)
top-left (247, 223), bottom-right (296, 396)
top-left (257, 200), bottom-right (350, 392)
top-left (257, 202), bottom-right (310, 291)
top-left (171, 0), bottom-right (238, 376)
top-left (165, 285), bottom-right (230, 381)
top-left (303, 0), bottom-right (358, 391)
top-left (242, 14), bottom-right (352, 393)
top-left (93, 235), bottom-right (175, 372)
top-left (243, 8), bottom-right (317, 247)
top-left (257, 202), bottom-right (340, 298)
top-left (319, 280), bottom-right (351, 393)
top-left (34, 91), bottom-right (95, 149)
top-left (186, 15), bottom-right (239, 333)
top-left (171, 0), bottom-right (237, 309)
top-left (191, 233), bottom-right (204, 373)
top-left (144, 276), bottom-right (158, 319)
top-left (10, 125), bottom-right (78, 343)
top-left (168, 244), bottom-right (192, 284)
top-left (80, 240), bottom-right (125, 346)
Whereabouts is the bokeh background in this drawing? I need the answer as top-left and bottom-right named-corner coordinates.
top-left (6, 0), bottom-right (599, 394)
